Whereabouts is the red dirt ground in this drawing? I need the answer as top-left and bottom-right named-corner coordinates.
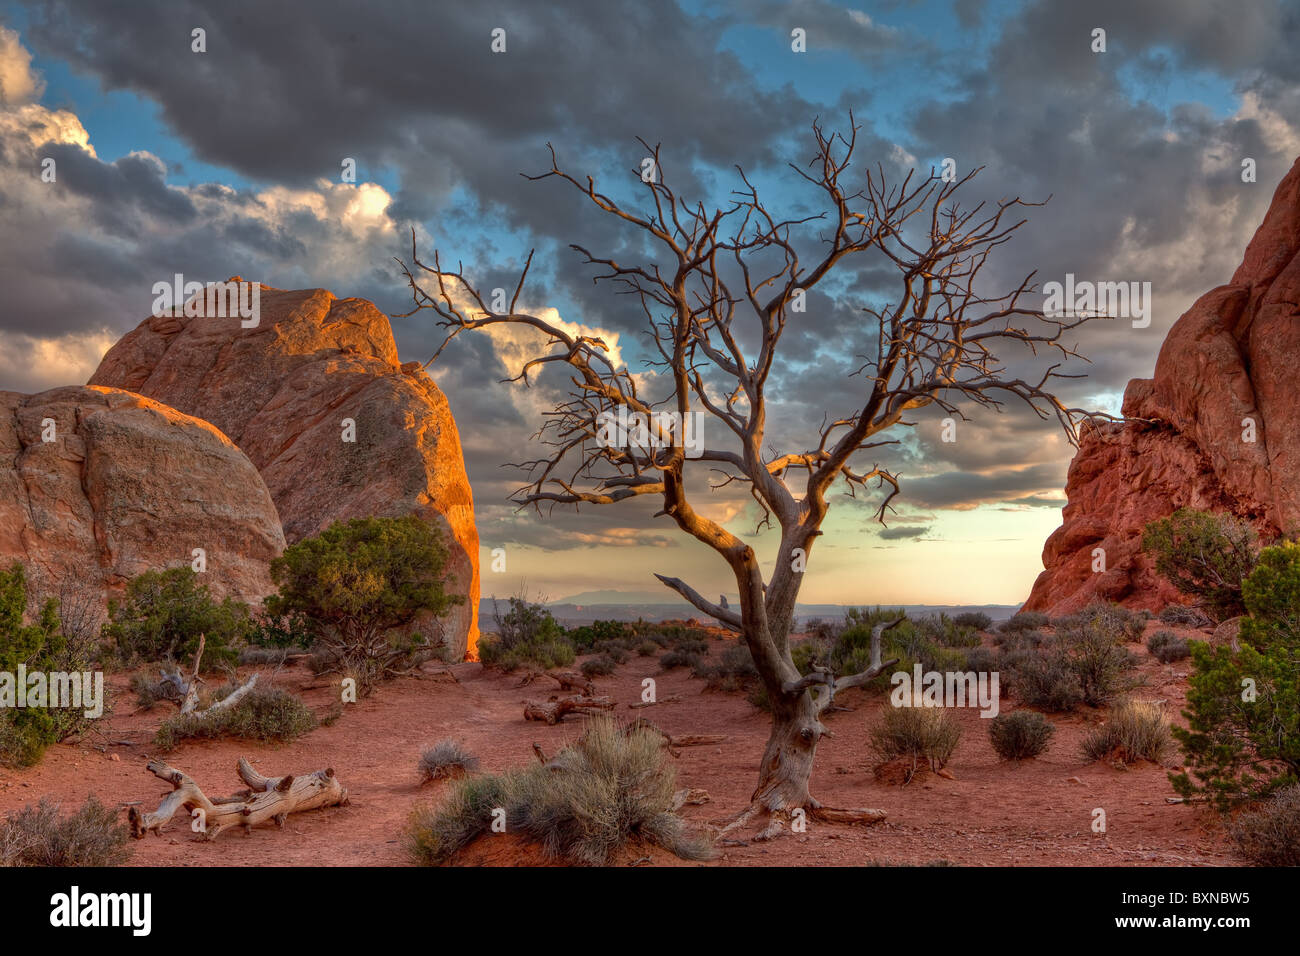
top-left (0, 621), bottom-right (1238, 866)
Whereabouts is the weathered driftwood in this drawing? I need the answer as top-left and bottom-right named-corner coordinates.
top-left (128, 757), bottom-right (348, 841)
top-left (547, 671), bottom-right (596, 695)
top-left (523, 694), bottom-right (616, 724)
top-left (157, 633), bottom-right (261, 717)
top-left (629, 694), bottom-right (682, 709)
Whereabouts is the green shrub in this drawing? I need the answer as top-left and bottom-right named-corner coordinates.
top-left (1147, 630), bottom-right (1191, 663)
top-left (419, 739), bottom-right (480, 782)
top-left (0, 796), bottom-right (129, 867)
top-left (1142, 508), bottom-right (1259, 622)
top-left (246, 609), bottom-right (316, 649)
top-left (953, 611), bottom-right (993, 631)
top-left (1172, 542), bottom-right (1300, 808)
top-left (988, 710), bottom-right (1055, 760)
top-left (104, 566), bottom-right (246, 670)
top-left (567, 620), bottom-right (630, 650)
top-left (266, 517), bottom-right (462, 692)
top-left (406, 717), bottom-right (712, 865)
top-left (636, 640), bottom-right (659, 657)
top-left (0, 564), bottom-right (95, 768)
top-left (477, 597), bottom-right (576, 673)
top-left (580, 655), bottom-right (617, 678)
top-left (1227, 785), bottom-right (1300, 866)
top-left (869, 706), bottom-right (961, 778)
top-left (154, 684), bottom-right (316, 750)
top-left (1081, 699), bottom-right (1172, 765)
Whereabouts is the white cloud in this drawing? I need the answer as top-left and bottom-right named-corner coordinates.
top-left (0, 26), bottom-right (44, 105)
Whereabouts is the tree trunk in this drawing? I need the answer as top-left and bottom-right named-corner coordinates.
top-left (752, 681), bottom-right (821, 812)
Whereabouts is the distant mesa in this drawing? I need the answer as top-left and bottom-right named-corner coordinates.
top-left (90, 283), bottom-right (480, 657)
top-left (0, 385), bottom-right (284, 604)
top-left (1026, 155), bottom-right (1300, 615)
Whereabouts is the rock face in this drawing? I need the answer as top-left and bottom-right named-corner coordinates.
top-left (0, 385), bottom-right (284, 603)
top-left (89, 284), bottom-right (480, 656)
top-left (1026, 157), bottom-right (1300, 615)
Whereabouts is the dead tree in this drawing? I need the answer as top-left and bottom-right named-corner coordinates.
top-left (399, 116), bottom-right (1106, 836)
top-left (128, 757), bottom-right (348, 841)
top-left (523, 694), bottom-right (616, 724)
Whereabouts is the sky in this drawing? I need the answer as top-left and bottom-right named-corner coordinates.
top-left (0, 0), bottom-right (1297, 608)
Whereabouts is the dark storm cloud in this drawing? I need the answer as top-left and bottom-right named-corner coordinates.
top-left (902, 0), bottom-right (1300, 411)
top-left (19, 0), bottom-right (815, 232)
top-left (898, 461), bottom-right (1067, 510)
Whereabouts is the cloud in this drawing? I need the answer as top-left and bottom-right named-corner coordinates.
top-left (0, 25), bottom-right (43, 104)
top-left (876, 524), bottom-right (931, 540)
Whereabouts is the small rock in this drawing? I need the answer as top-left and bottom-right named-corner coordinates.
top-left (1066, 776), bottom-right (1083, 784)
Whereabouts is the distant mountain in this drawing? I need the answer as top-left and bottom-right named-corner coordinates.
top-left (555, 589), bottom-right (688, 605)
top-left (479, 593), bottom-right (1020, 629)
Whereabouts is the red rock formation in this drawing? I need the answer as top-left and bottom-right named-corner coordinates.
top-left (0, 385), bottom-right (284, 603)
top-left (1026, 157), bottom-right (1300, 615)
top-left (90, 284), bottom-right (480, 657)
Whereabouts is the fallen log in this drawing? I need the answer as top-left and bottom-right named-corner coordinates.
top-left (523, 695), bottom-right (616, 724)
top-left (546, 671), bottom-right (596, 695)
top-left (128, 757), bottom-right (348, 841)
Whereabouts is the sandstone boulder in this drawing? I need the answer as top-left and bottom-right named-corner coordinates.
top-left (0, 385), bottom-right (284, 605)
top-left (90, 284), bottom-right (480, 656)
top-left (1025, 156), bottom-right (1300, 615)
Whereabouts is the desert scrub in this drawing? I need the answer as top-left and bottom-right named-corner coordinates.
top-left (1227, 786), bottom-right (1300, 865)
top-left (693, 643), bottom-right (760, 693)
top-left (1159, 604), bottom-right (1209, 627)
top-left (477, 597), bottom-right (576, 672)
top-left (1081, 699), bottom-right (1172, 765)
top-left (406, 717), bottom-right (712, 866)
top-left (0, 796), bottom-right (129, 867)
top-left (988, 710), bottom-right (1055, 761)
top-left (999, 611), bottom-right (1049, 634)
top-left (155, 684), bottom-right (316, 750)
top-left (1146, 630), bottom-right (1191, 663)
top-left (580, 655), bottom-right (617, 678)
top-left (636, 640), bottom-right (659, 657)
top-left (1057, 601), bottom-right (1148, 643)
top-left (419, 739), bottom-right (480, 783)
top-left (869, 706), bottom-right (961, 779)
top-left (659, 648), bottom-right (702, 670)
